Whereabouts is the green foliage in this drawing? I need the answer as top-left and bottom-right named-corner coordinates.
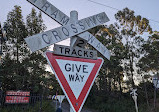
top-left (0, 6), bottom-right (60, 95)
top-left (86, 85), bottom-right (159, 112)
top-left (85, 7), bottom-right (157, 112)
top-left (0, 100), bottom-right (55, 112)
top-left (139, 32), bottom-right (159, 72)
top-left (88, 24), bottom-right (125, 93)
top-left (86, 92), bottom-right (135, 112)
top-left (114, 7), bottom-right (152, 87)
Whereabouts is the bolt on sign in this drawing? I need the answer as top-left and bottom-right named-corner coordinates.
top-left (45, 51), bottom-right (103, 112)
top-left (25, 0), bottom-right (110, 60)
top-left (5, 91), bottom-right (30, 104)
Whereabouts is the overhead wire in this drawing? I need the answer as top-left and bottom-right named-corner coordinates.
top-left (87, 0), bottom-right (119, 11)
top-left (87, 0), bottom-right (159, 24)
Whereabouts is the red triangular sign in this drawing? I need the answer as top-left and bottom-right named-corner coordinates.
top-left (45, 51), bottom-right (103, 112)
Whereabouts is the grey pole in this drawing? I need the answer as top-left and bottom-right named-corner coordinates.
top-left (130, 89), bottom-right (138, 112)
top-left (134, 98), bottom-right (138, 112)
top-left (69, 10), bottom-right (78, 112)
top-left (70, 10), bottom-right (79, 48)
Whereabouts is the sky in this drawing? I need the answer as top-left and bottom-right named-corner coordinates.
top-left (0, 0), bottom-right (158, 79)
top-left (1, 0), bottom-right (159, 47)
top-left (1, 0), bottom-right (159, 31)
top-left (0, 0), bottom-right (159, 51)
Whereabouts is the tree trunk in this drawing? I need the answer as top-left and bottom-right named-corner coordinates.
top-left (108, 78), bottom-right (111, 92)
top-left (130, 53), bottom-right (135, 88)
top-left (119, 77), bottom-right (122, 94)
top-left (16, 44), bottom-right (19, 90)
top-left (113, 71), bottom-right (116, 91)
top-left (154, 87), bottom-right (156, 109)
top-left (143, 79), bottom-right (149, 108)
top-left (154, 81), bottom-right (158, 109)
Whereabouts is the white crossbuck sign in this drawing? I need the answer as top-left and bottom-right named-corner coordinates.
top-left (25, 0), bottom-right (111, 60)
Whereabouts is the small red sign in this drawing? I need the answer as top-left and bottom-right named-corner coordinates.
top-left (5, 91), bottom-right (30, 104)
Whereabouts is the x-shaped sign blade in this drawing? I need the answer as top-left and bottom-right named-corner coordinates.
top-left (25, 0), bottom-right (110, 60)
top-left (25, 12), bottom-right (108, 51)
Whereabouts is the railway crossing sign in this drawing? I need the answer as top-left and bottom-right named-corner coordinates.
top-left (25, 12), bottom-right (108, 52)
top-left (45, 51), bottom-right (104, 112)
top-left (25, 0), bottom-right (110, 60)
top-left (25, 0), bottom-right (111, 111)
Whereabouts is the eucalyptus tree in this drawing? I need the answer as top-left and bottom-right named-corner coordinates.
top-left (88, 24), bottom-right (125, 94)
top-left (115, 8), bottom-right (152, 87)
top-left (138, 31), bottom-right (159, 108)
top-left (100, 24), bottom-right (125, 93)
top-left (139, 32), bottom-right (159, 73)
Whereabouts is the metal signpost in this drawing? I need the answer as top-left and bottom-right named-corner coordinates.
top-left (130, 89), bottom-right (138, 112)
top-left (25, 0), bottom-right (111, 112)
top-left (69, 10), bottom-right (87, 49)
top-left (25, 0), bottom-right (110, 60)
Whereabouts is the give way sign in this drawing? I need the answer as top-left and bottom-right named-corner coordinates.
top-left (45, 51), bottom-right (103, 112)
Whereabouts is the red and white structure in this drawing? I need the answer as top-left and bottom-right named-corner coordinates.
top-left (5, 91), bottom-right (30, 104)
top-left (45, 51), bottom-right (103, 112)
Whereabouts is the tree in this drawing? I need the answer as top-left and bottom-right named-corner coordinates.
top-left (99, 24), bottom-right (125, 93)
top-left (87, 24), bottom-right (125, 94)
top-left (1, 5), bottom-right (27, 90)
top-left (138, 31), bottom-right (159, 108)
top-left (139, 32), bottom-right (159, 73)
top-left (25, 8), bottom-right (48, 93)
top-left (115, 7), bottom-right (152, 88)
top-left (0, 6), bottom-right (56, 95)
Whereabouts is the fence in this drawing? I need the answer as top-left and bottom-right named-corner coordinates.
top-left (0, 91), bottom-right (54, 112)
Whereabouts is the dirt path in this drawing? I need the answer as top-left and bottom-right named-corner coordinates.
top-left (52, 100), bottom-right (98, 112)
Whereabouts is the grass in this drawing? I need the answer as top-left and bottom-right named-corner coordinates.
top-left (0, 100), bottom-right (55, 112)
top-left (85, 92), bottom-right (159, 112)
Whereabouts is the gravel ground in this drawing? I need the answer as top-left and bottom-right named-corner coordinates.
top-left (52, 100), bottom-right (98, 112)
